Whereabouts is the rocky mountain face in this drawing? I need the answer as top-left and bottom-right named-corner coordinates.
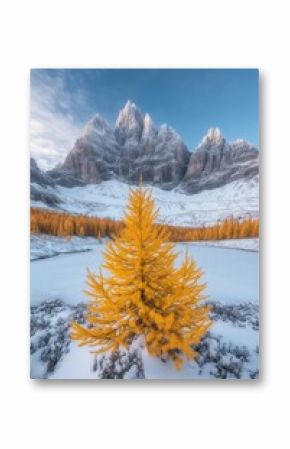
top-left (181, 128), bottom-right (259, 193)
top-left (48, 101), bottom-right (190, 189)
top-left (30, 158), bottom-right (61, 206)
top-left (33, 101), bottom-right (259, 194)
top-left (31, 157), bottom-right (54, 186)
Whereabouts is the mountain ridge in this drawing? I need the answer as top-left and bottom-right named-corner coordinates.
top-left (35, 100), bottom-right (258, 193)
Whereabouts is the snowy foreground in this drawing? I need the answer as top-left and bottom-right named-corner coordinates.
top-left (30, 234), bottom-right (100, 261)
top-left (30, 238), bottom-right (259, 379)
top-left (31, 176), bottom-right (259, 227)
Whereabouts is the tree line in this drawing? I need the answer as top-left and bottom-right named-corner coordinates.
top-left (30, 207), bottom-right (259, 241)
top-left (171, 217), bottom-right (259, 241)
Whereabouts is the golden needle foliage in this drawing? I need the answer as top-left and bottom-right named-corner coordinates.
top-left (171, 216), bottom-right (259, 241)
top-left (31, 207), bottom-right (259, 242)
top-left (70, 187), bottom-right (212, 369)
top-left (30, 208), bottom-right (123, 238)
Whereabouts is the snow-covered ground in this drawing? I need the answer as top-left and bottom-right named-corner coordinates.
top-left (31, 234), bottom-right (259, 262)
top-left (190, 238), bottom-right (259, 252)
top-left (31, 298), bottom-right (259, 380)
top-left (30, 234), bottom-right (102, 260)
top-left (31, 175), bottom-right (259, 226)
top-left (30, 242), bottom-right (259, 379)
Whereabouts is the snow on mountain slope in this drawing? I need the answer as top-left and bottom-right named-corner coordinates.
top-left (43, 101), bottom-right (258, 190)
top-left (31, 174), bottom-right (259, 226)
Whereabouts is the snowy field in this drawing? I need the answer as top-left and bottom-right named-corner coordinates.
top-left (30, 238), bottom-right (259, 379)
top-left (190, 238), bottom-right (259, 252)
top-left (30, 234), bottom-right (101, 260)
top-left (30, 234), bottom-right (259, 262)
top-left (31, 175), bottom-right (259, 226)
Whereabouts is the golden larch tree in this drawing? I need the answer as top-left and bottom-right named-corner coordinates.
top-left (70, 186), bottom-right (212, 369)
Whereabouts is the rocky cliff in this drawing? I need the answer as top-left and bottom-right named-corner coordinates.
top-left (30, 158), bottom-right (61, 206)
top-left (48, 101), bottom-right (190, 189)
top-left (37, 101), bottom-right (258, 194)
top-left (180, 128), bottom-right (259, 193)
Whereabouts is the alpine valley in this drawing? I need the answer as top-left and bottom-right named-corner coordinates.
top-left (30, 100), bottom-right (260, 380)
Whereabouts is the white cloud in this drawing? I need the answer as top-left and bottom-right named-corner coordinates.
top-left (30, 71), bottom-right (83, 171)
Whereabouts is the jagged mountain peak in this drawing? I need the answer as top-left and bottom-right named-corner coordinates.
top-left (182, 128), bottom-right (258, 193)
top-left (115, 100), bottom-right (143, 129)
top-left (83, 113), bottom-right (112, 137)
top-left (43, 102), bottom-right (258, 193)
top-left (142, 113), bottom-right (157, 140)
top-left (30, 157), bottom-right (55, 187)
top-left (158, 123), bottom-right (182, 142)
top-left (115, 100), bottom-right (144, 145)
top-left (30, 157), bottom-right (38, 171)
top-left (200, 127), bottom-right (225, 146)
top-left (231, 138), bottom-right (256, 150)
top-left (123, 99), bottom-right (138, 111)
top-left (144, 112), bottom-right (154, 126)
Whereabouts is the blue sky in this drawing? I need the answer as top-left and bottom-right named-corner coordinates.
top-left (30, 69), bottom-right (259, 170)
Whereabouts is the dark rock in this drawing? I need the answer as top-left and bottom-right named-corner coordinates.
top-left (30, 184), bottom-right (61, 206)
top-left (59, 114), bottom-right (120, 185)
top-left (30, 157), bottom-right (55, 186)
top-left (181, 128), bottom-right (259, 193)
top-left (33, 104), bottom-right (259, 195)
top-left (48, 101), bottom-right (191, 189)
top-left (30, 158), bottom-right (62, 205)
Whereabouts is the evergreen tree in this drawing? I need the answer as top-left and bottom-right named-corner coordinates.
top-left (70, 186), bottom-right (212, 369)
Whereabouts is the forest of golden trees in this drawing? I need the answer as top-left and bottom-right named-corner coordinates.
top-left (171, 217), bottom-right (259, 241)
top-left (30, 207), bottom-right (259, 242)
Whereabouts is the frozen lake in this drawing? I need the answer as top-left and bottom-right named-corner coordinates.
top-left (31, 243), bottom-right (259, 306)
